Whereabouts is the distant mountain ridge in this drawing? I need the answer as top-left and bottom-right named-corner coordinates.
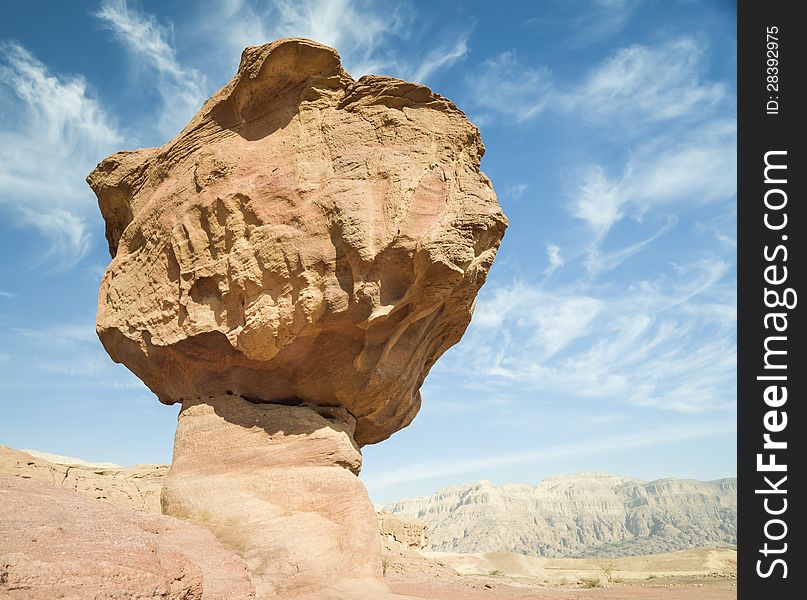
top-left (380, 472), bottom-right (736, 558)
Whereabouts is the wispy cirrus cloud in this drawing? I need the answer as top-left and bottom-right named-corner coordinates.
top-left (571, 165), bottom-right (627, 238)
top-left (522, 0), bottom-right (641, 48)
top-left (192, 0), bottom-right (470, 84)
top-left (94, 0), bottom-right (207, 140)
top-left (507, 183), bottom-right (529, 201)
top-left (448, 252), bottom-right (734, 416)
top-left (366, 419), bottom-right (735, 491)
top-left (569, 118), bottom-right (736, 240)
top-left (553, 36), bottom-right (735, 278)
top-left (473, 283), bottom-right (604, 361)
top-left (0, 42), bottom-right (121, 270)
top-left (252, 0), bottom-right (408, 75)
top-left (467, 51), bottom-right (553, 122)
top-left (409, 29), bottom-right (470, 83)
top-left (544, 244), bottom-right (564, 277)
top-left (583, 217), bottom-right (676, 275)
top-left (565, 0), bottom-right (643, 47)
top-left (469, 35), bottom-right (727, 132)
top-left (563, 36), bottom-right (727, 128)
top-left (13, 322), bottom-right (98, 344)
top-left (0, 319), bottom-right (147, 384)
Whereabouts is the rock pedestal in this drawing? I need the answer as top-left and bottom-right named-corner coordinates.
top-left (161, 396), bottom-right (386, 598)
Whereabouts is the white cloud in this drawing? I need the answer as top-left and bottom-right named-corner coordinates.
top-left (571, 165), bottom-right (626, 237)
top-left (570, 118), bottom-right (736, 240)
top-left (565, 37), bottom-right (726, 127)
top-left (195, 0), bottom-right (421, 79)
top-left (584, 217), bottom-right (676, 275)
top-left (557, 34), bottom-right (734, 280)
top-left (265, 0), bottom-right (402, 75)
top-left (1, 319), bottom-right (116, 383)
top-left (629, 119), bottom-right (737, 208)
top-left (96, 1), bottom-right (189, 81)
top-left (507, 183), bottom-right (529, 200)
top-left (18, 208), bottom-right (92, 270)
top-left (95, 0), bottom-right (207, 139)
top-left (0, 42), bottom-right (121, 270)
top-left (14, 321), bottom-right (97, 344)
top-left (544, 244), bottom-right (564, 276)
top-left (467, 51), bottom-right (553, 122)
top-left (474, 281), bottom-right (603, 360)
top-left (466, 35), bottom-right (729, 134)
top-left (533, 295), bottom-right (604, 358)
top-left (523, 0), bottom-right (639, 47)
top-left (715, 232), bottom-right (736, 248)
top-left (448, 253), bottom-right (735, 416)
top-left (35, 355), bottom-right (108, 377)
top-left (410, 30), bottom-right (470, 83)
top-left (365, 419), bottom-right (735, 491)
top-left (0, 291), bottom-right (16, 299)
top-left (565, 0), bottom-right (642, 47)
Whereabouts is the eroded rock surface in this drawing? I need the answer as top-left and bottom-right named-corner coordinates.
top-left (161, 396), bottom-right (385, 599)
top-left (382, 473), bottom-right (738, 558)
top-left (87, 37), bottom-right (505, 599)
top-left (87, 37), bottom-right (506, 446)
top-left (378, 512), bottom-right (429, 550)
top-left (0, 475), bottom-right (256, 599)
top-left (0, 445), bottom-right (166, 513)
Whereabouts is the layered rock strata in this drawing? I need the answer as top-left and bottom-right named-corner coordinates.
top-left (0, 445), bottom-right (166, 513)
top-left (383, 473), bottom-right (738, 558)
top-left (87, 37), bottom-right (505, 598)
top-left (161, 396), bottom-right (386, 598)
top-left (378, 512), bottom-right (429, 550)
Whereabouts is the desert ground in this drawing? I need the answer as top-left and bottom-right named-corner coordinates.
top-left (379, 505), bottom-right (735, 599)
top-left (389, 579), bottom-right (735, 600)
top-left (384, 540), bottom-right (735, 599)
top-left (1, 445), bottom-right (735, 599)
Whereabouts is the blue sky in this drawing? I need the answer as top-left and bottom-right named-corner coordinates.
top-left (0, 0), bottom-right (736, 504)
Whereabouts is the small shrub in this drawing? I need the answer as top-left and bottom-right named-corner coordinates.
top-left (599, 561), bottom-right (618, 583)
top-left (581, 577), bottom-right (602, 588)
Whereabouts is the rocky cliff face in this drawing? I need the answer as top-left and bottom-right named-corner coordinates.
top-left (382, 473), bottom-right (736, 558)
top-left (378, 512), bottom-right (429, 550)
top-left (0, 445), bottom-right (166, 513)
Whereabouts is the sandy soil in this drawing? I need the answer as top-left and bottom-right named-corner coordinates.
top-left (383, 547), bottom-right (736, 599)
top-left (389, 578), bottom-right (736, 599)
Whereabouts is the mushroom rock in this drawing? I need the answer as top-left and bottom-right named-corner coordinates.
top-left (88, 38), bottom-right (507, 598)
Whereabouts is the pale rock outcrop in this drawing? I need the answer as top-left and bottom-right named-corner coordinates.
top-left (376, 512), bottom-right (460, 584)
top-left (0, 476), bottom-right (256, 599)
top-left (87, 37), bottom-right (505, 598)
top-left (378, 512), bottom-right (429, 549)
top-left (382, 473), bottom-right (737, 558)
top-left (21, 448), bottom-right (122, 468)
top-left (0, 445), bottom-right (166, 513)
